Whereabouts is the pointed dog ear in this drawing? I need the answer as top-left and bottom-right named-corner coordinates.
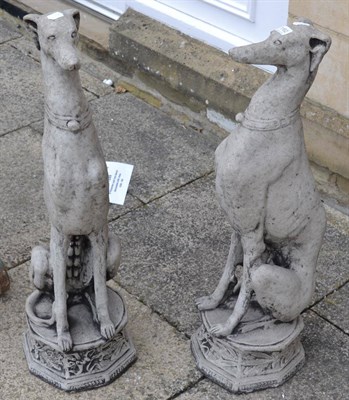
top-left (65, 9), bottom-right (80, 30)
top-left (23, 13), bottom-right (41, 50)
top-left (23, 13), bottom-right (40, 31)
top-left (309, 33), bottom-right (331, 72)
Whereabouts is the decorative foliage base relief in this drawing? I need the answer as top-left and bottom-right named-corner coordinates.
top-left (191, 322), bottom-right (305, 394)
top-left (24, 328), bottom-right (136, 392)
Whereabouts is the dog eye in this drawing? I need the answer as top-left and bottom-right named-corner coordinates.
top-left (47, 35), bottom-right (56, 40)
top-left (274, 39), bottom-right (282, 45)
top-left (71, 31), bottom-right (77, 38)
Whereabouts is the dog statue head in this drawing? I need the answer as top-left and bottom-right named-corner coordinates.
top-left (229, 19), bottom-right (331, 73)
top-left (24, 9), bottom-right (81, 71)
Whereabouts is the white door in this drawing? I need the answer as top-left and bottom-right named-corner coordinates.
top-left (73, 0), bottom-right (289, 51)
top-left (72, 0), bottom-right (128, 20)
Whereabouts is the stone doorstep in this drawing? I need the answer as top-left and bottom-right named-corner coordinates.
top-left (2, 2), bottom-right (349, 202)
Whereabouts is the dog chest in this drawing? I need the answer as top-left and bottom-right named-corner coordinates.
top-left (42, 125), bottom-right (109, 229)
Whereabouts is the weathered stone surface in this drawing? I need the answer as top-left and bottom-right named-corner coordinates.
top-left (111, 175), bottom-right (349, 336)
top-left (109, 9), bottom-right (266, 116)
top-left (313, 282), bottom-right (349, 334)
top-left (0, 16), bottom-right (21, 43)
top-left (178, 311), bottom-right (349, 400)
top-left (91, 93), bottom-right (220, 203)
top-left (0, 44), bottom-right (44, 135)
top-left (0, 264), bottom-right (201, 399)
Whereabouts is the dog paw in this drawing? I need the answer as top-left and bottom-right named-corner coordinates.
top-left (58, 331), bottom-right (73, 352)
top-left (195, 295), bottom-right (220, 311)
top-left (100, 319), bottom-right (115, 340)
top-left (208, 323), bottom-right (233, 337)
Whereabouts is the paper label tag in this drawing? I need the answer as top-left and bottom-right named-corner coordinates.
top-left (106, 161), bottom-right (134, 205)
top-left (275, 26), bottom-right (293, 35)
top-left (47, 12), bottom-right (64, 20)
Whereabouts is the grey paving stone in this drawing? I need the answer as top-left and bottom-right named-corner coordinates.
top-left (0, 264), bottom-right (201, 400)
top-left (0, 127), bottom-right (140, 267)
top-left (0, 17), bottom-right (21, 44)
top-left (110, 175), bottom-right (349, 336)
top-left (110, 174), bottom-right (232, 335)
top-left (80, 52), bottom-right (121, 85)
top-left (90, 93), bottom-right (220, 203)
top-left (313, 282), bottom-right (349, 334)
top-left (0, 127), bottom-right (48, 267)
top-left (315, 224), bottom-right (349, 302)
top-left (176, 311), bottom-right (349, 400)
top-left (29, 119), bottom-right (44, 135)
top-left (80, 69), bottom-right (114, 98)
top-left (0, 43), bottom-right (44, 135)
top-left (9, 35), bottom-right (41, 62)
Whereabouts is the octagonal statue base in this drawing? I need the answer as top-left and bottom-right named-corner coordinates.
top-left (23, 287), bottom-right (136, 391)
top-left (191, 296), bottom-right (305, 394)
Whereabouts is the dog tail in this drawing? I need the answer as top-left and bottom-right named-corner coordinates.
top-left (66, 236), bottom-right (82, 279)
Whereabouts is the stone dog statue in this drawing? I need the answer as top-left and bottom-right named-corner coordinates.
top-left (196, 20), bottom-right (331, 336)
top-left (24, 10), bottom-right (121, 352)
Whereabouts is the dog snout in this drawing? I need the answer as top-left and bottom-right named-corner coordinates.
top-left (229, 46), bottom-right (256, 64)
top-left (55, 44), bottom-right (81, 71)
top-left (68, 59), bottom-right (81, 71)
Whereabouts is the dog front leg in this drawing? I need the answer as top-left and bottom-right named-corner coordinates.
top-left (209, 228), bottom-right (265, 337)
top-left (50, 226), bottom-right (72, 352)
top-left (209, 258), bottom-right (253, 336)
top-left (196, 230), bottom-right (242, 310)
top-left (90, 226), bottom-right (115, 340)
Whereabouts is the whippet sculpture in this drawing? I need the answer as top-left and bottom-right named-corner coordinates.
top-left (192, 20), bottom-right (331, 393)
top-left (23, 10), bottom-right (136, 391)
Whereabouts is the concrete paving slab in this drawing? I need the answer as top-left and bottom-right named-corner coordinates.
top-left (110, 175), bottom-right (349, 336)
top-left (0, 127), bottom-right (48, 267)
top-left (0, 16), bottom-right (21, 44)
top-left (315, 224), bottom-right (349, 301)
top-left (176, 311), bottom-right (349, 400)
top-left (110, 174), bottom-right (233, 335)
top-left (80, 69), bottom-right (114, 98)
top-left (313, 282), bottom-right (349, 334)
top-left (8, 35), bottom-right (40, 62)
top-left (90, 93), bottom-right (221, 203)
top-left (80, 52), bottom-right (121, 86)
top-left (325, 204), bottom-right (349, 236)
top-left (0, 264), bottom-right (201, 400)
top-left (0, 43), bottom-right (44, 136)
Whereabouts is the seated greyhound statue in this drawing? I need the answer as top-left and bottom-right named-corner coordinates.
top-left (22, 10), bottom-right (136, 391)
top-left (192, 20), bottom-right (331, 393)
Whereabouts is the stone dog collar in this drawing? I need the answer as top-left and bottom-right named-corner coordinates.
top-left (236, 107), bottom-right (300, 131)
top-left (45, 104), bottom-right (92, 132)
